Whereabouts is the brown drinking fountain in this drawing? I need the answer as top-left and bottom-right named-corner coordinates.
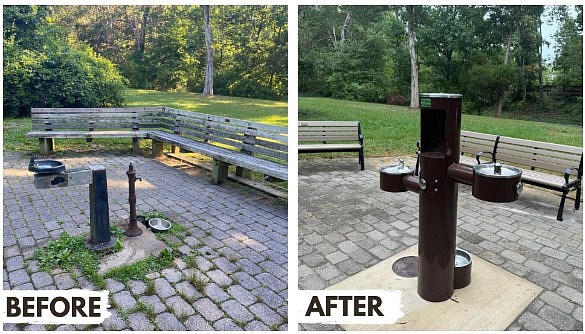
top-left (379, 93), bottom-right (523, 302)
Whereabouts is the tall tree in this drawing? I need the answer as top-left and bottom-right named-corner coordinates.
top-left (406, 6), bottom-right (419, 109)
top-left (202, 5), bottom-right (214, 96)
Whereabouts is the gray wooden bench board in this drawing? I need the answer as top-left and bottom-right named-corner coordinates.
top-left (148, 130), bottom-right (287, 183)
top-left (458, 130), bottom-right (582, 221)
top-left (298, 120), bottom-right (364, 170)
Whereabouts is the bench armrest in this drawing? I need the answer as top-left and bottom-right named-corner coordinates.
top-left (564, 167), bottom-right (582, 187)
top-left (475, 151), bottom-right (495, 165)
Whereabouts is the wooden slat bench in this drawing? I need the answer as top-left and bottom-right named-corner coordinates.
top-left (149, 108), bottom-right (288, 184)
top-left (459, 130), bottom-right (582, 221)
top-left (298, 121), bottom-right (365, 170)
top-left (27, 107), bottom-right (164, 155)
top-left (27, 107), bottom-right (288, 185)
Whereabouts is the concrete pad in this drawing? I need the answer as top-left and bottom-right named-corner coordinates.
top-left (328, 244), bottom-right (542, 331)
top-left (99, 225), bottom-right (167, 275)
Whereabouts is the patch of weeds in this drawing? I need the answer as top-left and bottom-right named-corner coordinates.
top-left (134, 301), bottom-right (156, 322)
top-left (103, 248), bottom-right (176, 283)
top-left (205, 230), bottom-right (212, 237)
top-left (195, 242), bottom-right (205, 249)
top-left (209, 263), bottom-right (218, 271)
top-left (269, 324), bottom-right (279, 331)
top-left (184, 255), bottom-right (198, 269)
top-left (228, 256), bottom-right (238, 264)
top-left (44, 324), bottom-right (58, 331)
top-left (233, 319), bottom-right (248, 328)
top-left (186, 273), bottom-right (206, 292)
top-left (32, 232), bottom-right (106, 289)
top-left (110, 225), bottom-right (125, 252)
top-left (234, 266), bottom-right (243, 273)
top-left (145, 280), bottom-right (155, 295)
top-left (177, 311), bottom-right (190, 322)
top-left (143, 211), bottom-right (166, 221)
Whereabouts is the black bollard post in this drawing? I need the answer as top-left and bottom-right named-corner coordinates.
top-left (88, 165), bottom-right (116, 251)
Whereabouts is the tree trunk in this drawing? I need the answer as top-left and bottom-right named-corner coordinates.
top-left (202, 5), bottom-right (214, 97)
top-left (340, 11), bottom-right (351, 44)
top-left (538, 15), bottom-right (544, 106)
top-left (496, 24), bottom-right (514, 118)
top-left (407, 6), bottom-right (420, 109)
top-left (138, 6), bottom-right (150, 53)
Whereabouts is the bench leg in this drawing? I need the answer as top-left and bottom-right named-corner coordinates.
top-left (575, 184), bottom-right (581, 211)
top-left (152, 140), bottom-right (164, 158)
top-left (132, 138), bottom-right (141, 155)
top-left (211, 160), bottom-right (229, 185)
top-left (557, 188), bottom-right (568, 221)
top-left (236, 166), bottom-right (252, 179)
top-left (171, 145), bottom-right (181, 155)
top-left (39, 138), bottom-right (54, 156)
top-left (359, 148), bottom-right (365, 171)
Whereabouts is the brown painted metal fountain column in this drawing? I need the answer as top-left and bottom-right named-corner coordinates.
top-left (416, 93), bottom-right (462, 302)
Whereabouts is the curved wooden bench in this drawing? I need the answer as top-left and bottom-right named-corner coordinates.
top-left (27, 107), bottom-right (288, 185)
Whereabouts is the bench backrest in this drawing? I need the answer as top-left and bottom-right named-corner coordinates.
top-left (460, 130), bottom-right (499, 159)
top-left (496, 136), bottom-right (582, 176)
top-left (163, 108), bottom-right (288, 163)
top-left (31, 107), bottom-right (165, 132)
top-left (298, 121), bottom-right (362, 144)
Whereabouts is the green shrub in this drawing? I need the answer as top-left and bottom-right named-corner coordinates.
top-left (3, 6), bottom-right (126, 118)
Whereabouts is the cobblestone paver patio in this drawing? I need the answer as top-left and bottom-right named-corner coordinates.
top-left (3, 152), bottom-right (287, 331)
top-left (299, 157), bottom-right (582, 331)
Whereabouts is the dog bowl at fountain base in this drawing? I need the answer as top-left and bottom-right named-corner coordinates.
top-left (148, 218), bottom-right (171, 232)
top-left (454, 248), bottom-right (472, 289)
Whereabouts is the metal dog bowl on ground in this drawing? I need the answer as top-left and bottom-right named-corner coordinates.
top-left (454, 248), bottom-right (472, 289)
top-left (148, 218), bottom-right (171, 232)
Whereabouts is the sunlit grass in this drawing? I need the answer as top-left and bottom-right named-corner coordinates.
top-left (124, 89), bottom-right (288, 127)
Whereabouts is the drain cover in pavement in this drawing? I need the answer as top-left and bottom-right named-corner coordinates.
top-left (392, 256), bottom-right (418, 278)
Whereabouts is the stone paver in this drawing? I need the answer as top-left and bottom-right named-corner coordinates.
top-left (299, 157), bottom-right (582, 331)
top-left (3, 152), bottom-right (287, 331)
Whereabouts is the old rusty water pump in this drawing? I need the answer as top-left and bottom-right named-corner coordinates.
top-left (379, 94), bottom-right (523, 302)
top-left (125, 163), bottom-right (143, 237)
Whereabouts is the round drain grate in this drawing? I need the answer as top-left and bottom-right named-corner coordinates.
top-left (392, 256), bottom-right (419, 278)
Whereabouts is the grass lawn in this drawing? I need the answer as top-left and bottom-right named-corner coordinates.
top-left (299, 97), bottom-right (583, 157)
top-left (124, 89), bottom-right (288, 127)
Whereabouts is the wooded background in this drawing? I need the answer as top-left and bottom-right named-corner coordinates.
top-left (299, 5), bottom-right (582, 122)
top-left (3, 5), bottom-right (288, 117)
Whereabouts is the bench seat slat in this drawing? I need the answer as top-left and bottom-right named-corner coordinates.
top-left (26, 130), bottom-right (149, 138)
top-left (499, 136), bottom-right (583, 155)
top-left (299, 121), bottom-right (359, 127)
top-left (148, 130), bottom-right (287, 180)
top-left (299, 135), bottom-right (360, 142)
top-left (298, 143), bottom-right (363, 152)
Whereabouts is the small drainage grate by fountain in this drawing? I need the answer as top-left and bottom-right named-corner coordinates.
top-left (392, 256), bottom-right (419, 278)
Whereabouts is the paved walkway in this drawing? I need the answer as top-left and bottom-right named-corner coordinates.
top-left (3, 152), bottom-right (287, 331)
top-left (299, 157), bottom-right (582, 331)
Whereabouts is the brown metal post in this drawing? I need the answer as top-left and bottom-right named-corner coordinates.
top-left (125, 163), bottom-right (143, 237)
top-left (417, 93), bottom-right (462, 302)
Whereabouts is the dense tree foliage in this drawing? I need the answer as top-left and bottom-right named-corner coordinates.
top-left (52, 5), bottom-right (288, 100)
top-left (299, 5), bottom-right (582, 119)
top-left (3, 6), bottom-right (125, 117)
top-left (3, 5), bottom-right (288, 117)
